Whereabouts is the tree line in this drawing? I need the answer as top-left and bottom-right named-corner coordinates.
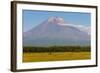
top-left (23, 46), bottom-right (90, 53)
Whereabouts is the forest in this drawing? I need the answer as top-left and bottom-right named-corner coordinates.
top-left (23, 46), bottom-right (90, 53)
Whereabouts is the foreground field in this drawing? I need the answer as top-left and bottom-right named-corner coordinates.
top-left (23, 52), bottom-right (91, 62)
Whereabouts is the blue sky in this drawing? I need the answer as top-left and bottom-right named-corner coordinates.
top-left (23, 10), bottom-right (91, 32)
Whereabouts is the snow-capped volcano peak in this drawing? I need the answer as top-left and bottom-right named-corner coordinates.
top-left (47, 16), bottom-right (65, 24)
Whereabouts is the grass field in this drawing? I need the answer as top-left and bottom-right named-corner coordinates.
top-left (23, 52), bottom-right (91, 62)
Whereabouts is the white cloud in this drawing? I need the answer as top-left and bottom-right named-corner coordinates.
top-left (58, 23), bottom-right (91, 35)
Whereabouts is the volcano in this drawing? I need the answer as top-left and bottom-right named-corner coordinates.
top-left (23, 16), bottom-right (90, 46)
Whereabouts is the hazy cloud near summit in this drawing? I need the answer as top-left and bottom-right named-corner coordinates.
top-left (58, 23), bottom-right (90, 35)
